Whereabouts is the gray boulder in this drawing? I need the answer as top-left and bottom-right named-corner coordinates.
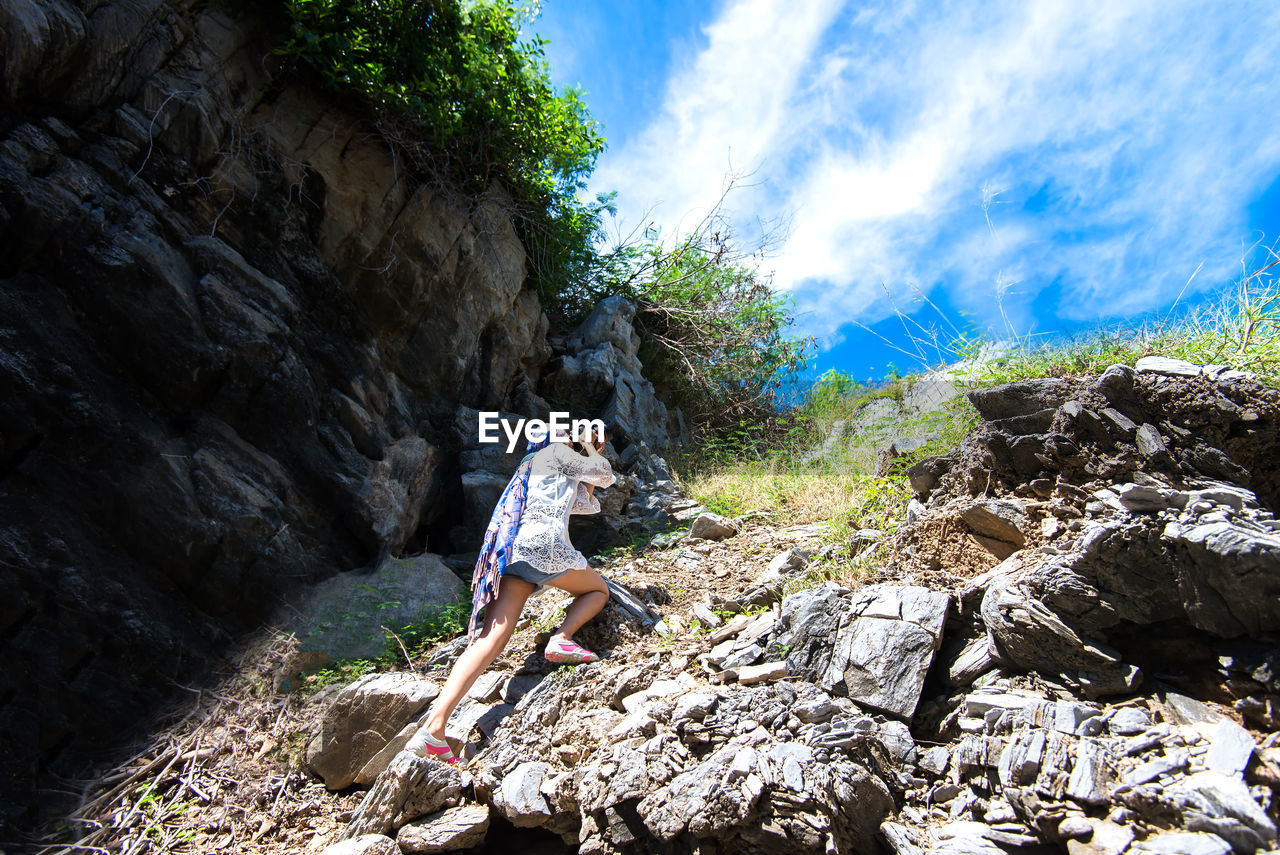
top-left (636, 743), bottom-right (762, 840)
top-left (1165, 519), bottom-right (1280, 637)
top-left (344, 751), bottom-right (463, 838)
top-left (492, 761), bottom-right (554, 828)
top-left (980, 565), bottom-right (1139, 697)
top-left (976, 487), bottom-right (1280, 694)
top-left (769, 583), bottom-right (949, 718)
top-left (307, 673), bottom-right (440, 790)
top-left (548, 296), bottom-right (671, 451)
top-left (285, 554), bottom-right (465, 662)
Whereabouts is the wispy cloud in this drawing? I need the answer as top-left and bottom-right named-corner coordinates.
top-left (594, 0), bottom-right (1280, 347)
top-left (593, 0), bottom-right (845, 239)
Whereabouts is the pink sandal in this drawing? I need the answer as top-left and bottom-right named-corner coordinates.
top-left (406, 729), bottom-right (460, 765)
top-left (545, 638), bottom-right (600, 664)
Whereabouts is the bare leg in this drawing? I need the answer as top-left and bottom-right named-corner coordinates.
top-left (421, 575), bottom-right (536, 740)
top-left (547, 566), bottom-right (610, 644)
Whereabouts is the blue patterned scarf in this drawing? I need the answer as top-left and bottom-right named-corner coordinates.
top-left (466, 434), bottom-right (552, 640)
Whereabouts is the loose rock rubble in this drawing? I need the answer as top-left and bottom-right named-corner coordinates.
top-left (307, 362), bottom-right (1279, 855)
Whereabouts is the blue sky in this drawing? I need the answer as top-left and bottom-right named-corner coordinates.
top-left (532, 0), bottom-right (1280, 383)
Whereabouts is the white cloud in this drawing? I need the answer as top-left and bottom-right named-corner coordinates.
top-left (592, 0), bottom-right (845, 239)
top-left (595, 0), bottom-right (1280, 345)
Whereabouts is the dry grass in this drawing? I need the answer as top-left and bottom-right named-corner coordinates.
top-left (30, 633), bottom-right (361, 855)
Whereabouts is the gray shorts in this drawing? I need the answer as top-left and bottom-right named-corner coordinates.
top-left (503, 559), bottom-right (568, 588)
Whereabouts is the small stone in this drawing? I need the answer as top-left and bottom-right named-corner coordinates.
top-left (1134, 423), bottom-right (1168, 458)
top-left (1115, 483), bottom-right (1172, 512)
top-left (1066, 738), bottom-right (1110, 805)
top-left (966, 692), bottom-right (1041, 717)
top-left (1162, 692), bottom-right (1227, 727)
top-left (607, 711), bottom-right (657, 739)
top-left (1057, 815), bottom-right (1093, 839)
top-left (1108, 707), bottom-right (1152, 735)
top-left (1100, 408), bottom-right (1137, 436)
top-left (1122, 756), bottom-right (1186, 786)
top-left (880, 821), bottom-right (926, 855)
top-left (907, 498), bottom-right (927, 524)
top-left (1054, 701), bottom-right (1101, 734)
top-left (672, 690), bottom-right (718, 721)
top-left (1065, 819), bottom-right (1133, 855)
top-left (1095, 364), bottom-right (1136, 403)
top-left (689, 513), bottom-right (737, 540)
top-left (467, 672), bottom-right (505, 703)
top-left (727, 746), bottom-right (757, 780)
top-left (919, 746), bottom-right (950, 776)
top-left (691, 603), bottom-right (723, 628)
top-left (931, 782), bottom-right (962, 802)
top-left (738, 661), bottom-right (788, 685)
top-left (949, 637), bottom-right (998, 687)
top-left (792, 692), bottom-right (838, 724)
top-left (621, 678), bottom-right (689, 714)
top-left (960, 500), bottom-right (1027, 546)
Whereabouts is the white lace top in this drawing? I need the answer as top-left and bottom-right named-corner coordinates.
top-left (509, 442), bottom-right (616, 574)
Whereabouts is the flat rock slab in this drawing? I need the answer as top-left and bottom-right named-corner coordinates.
top-left (1135, 831), bottom-right (1232, 855)
top-left (738, 661), bottom-right (788, 685)
top-left (1205, 720), bottom-right (1255, 776)
top-left (307, 673), bottom-right (440, 790)
top-left (397, 804), bottom-right (491, 853)
top-left (1135, 356), bottom-right (1203, 377)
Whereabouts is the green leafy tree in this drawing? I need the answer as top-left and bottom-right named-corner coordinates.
top-left (605, 187), bottom-right (814, 440)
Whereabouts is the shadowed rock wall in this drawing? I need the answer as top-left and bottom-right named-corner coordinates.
top-left (0, 0), bottom-right (669, 825)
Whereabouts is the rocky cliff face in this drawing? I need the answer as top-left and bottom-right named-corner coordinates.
top-left (0, 0), bottom-right (680, 825)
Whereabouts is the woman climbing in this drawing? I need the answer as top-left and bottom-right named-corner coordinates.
top-left (404, 422), bottom-right (616, 764)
